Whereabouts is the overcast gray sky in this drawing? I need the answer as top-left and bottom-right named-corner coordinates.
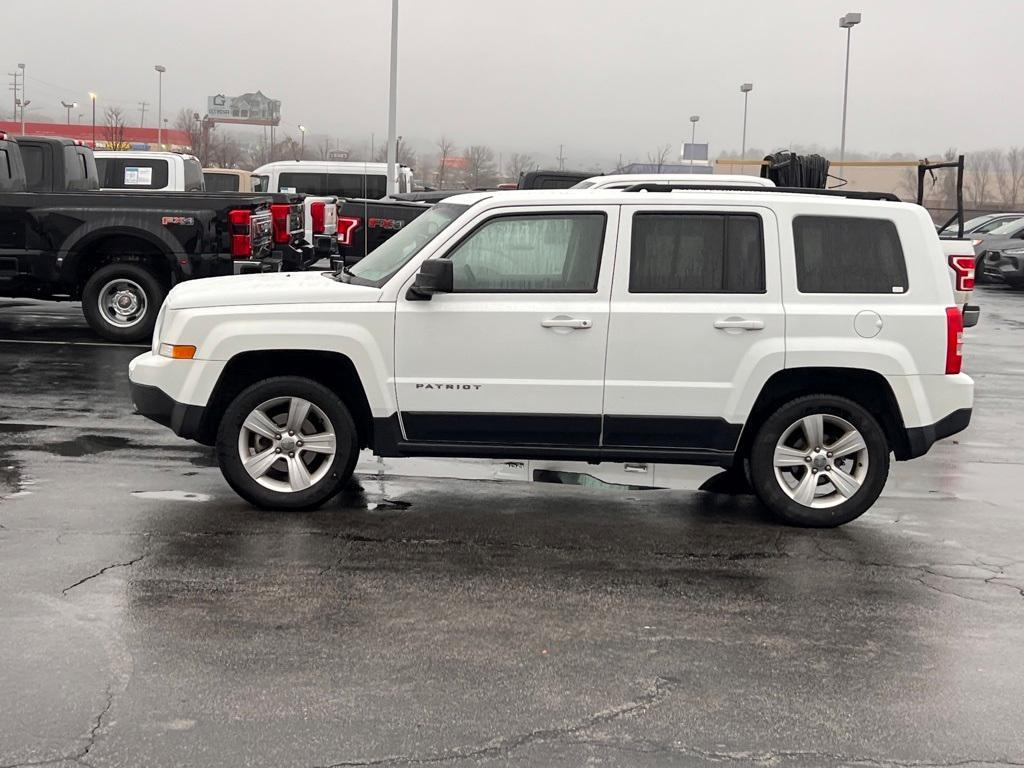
top-left (4, 0), bottom-right (1019, 167)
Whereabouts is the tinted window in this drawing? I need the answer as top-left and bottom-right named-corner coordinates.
top-left (976, 216), bottom-right (1022, 234)
top-left (447, 214), bottom-right (605, 292)
top-left (97, 158), bottom-right (170, 190)
top-left (183, 158), bottom-right (205, 192)
top-left (203, 172), bottom-right (240, 192)
top-left (252, 174), bottom-right (268, 193)
top-left (0, 149), bottom-right (10, 181)
top-left (20, 145), bottom-right (46, 191)
top-left (278, 172), bottom-right (326, 195)
top-left (63, 147), bottom-right (85, 185)
top-left (793, 216), bottom-right (907, 294)
top-left (326, 173), bottom-right (387, 199)
top-left (630, 213), bottom-right (765, 293)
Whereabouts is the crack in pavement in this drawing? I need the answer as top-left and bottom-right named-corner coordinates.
top-left (0, 686), bottom-right (114, 768)
top-left (314, 676), bottom-right (677, 767)
top-left (61, 554), bottom-right (146, 596)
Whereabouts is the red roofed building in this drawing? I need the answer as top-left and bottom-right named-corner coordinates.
top-left (0, 120), bottom-right (193, 152)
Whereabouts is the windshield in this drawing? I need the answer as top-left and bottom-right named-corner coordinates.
top-left (347, 203), bottom-right (468, 286)
top-left (977, 215), bottom-right (1023, 234)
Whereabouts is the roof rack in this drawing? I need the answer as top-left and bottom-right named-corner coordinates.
top-left (619, 183), bottom-right (902, 202)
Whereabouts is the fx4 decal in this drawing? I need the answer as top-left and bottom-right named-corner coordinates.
top-left (161, 216), bottom-right (195, 226)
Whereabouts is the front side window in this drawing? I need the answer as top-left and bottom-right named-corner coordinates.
top-left (326, 173), bottom-right (387, 199)
top-left (278, 172), bottom-right (327, 195)
top-left (793, 216), bottom-right (907, 294)
top-left (629, 212), bottom-right (765, 293)
top-left (447, 213), bottom-right (605, 292)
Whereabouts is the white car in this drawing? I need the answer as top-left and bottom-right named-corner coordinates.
top-left (572, 173), bottom-right (775, 190)
top-left (95, 151), bottom-right (205, 192)
top-left (129, 188), bottom-right (974, 527)
top-left (252, 160), bottom-right (415, 199)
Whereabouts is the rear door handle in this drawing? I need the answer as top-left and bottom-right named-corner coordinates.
top-left (713, 317), bottom-right (765, 331)
top-left (541, 316), bottom-right (592, 329)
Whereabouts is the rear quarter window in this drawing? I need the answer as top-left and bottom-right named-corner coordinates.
top-left (203, 172), bottom-right (239, 192)
top-left (98, 158), bottom-right (170, 190)
top-left (793, 215), bottom-right (908, 294)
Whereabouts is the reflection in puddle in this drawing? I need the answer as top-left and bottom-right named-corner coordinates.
top-left (132, 490), bottom-right (211, 502)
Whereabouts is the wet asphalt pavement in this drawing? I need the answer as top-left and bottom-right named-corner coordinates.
top-left (1, 292), bottom-right (1023, 768)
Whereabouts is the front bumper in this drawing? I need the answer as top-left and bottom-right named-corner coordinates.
top-left (980, 250), bottom-right (1024, 283)
top-left (131, 381), bottom-right (207, 441)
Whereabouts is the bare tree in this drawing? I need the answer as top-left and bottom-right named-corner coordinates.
top-left (435, 136), bottom-right (456, 187)
top-left (373, 137), bottom-right (417, 167)
top-left (998, 147), bottom-right (1024, 208)
top-left (207, 132), bottom-right (243, 168)
top-left (173, 108), bottom-right (202, 156)
top-left (647, 144), bottom-right (672, 173)
top-left (464, 145), bottom-right (497, 188)
top-left (103, 106), bottom-right (129, 150)
top-left (967, 149), bottom-right (1000, 209)
top-left (507, 152), bottom-right (536, 181)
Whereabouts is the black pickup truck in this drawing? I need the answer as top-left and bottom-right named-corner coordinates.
top-left (0, 134), bottom-right (276, 342)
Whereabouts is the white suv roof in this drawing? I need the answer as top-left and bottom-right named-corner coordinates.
top-left (252, 160), bottom-right (411, 174)
top-left (575, 173), bottom-right (775, 189)
top-left (94, 151), bottom-right (200, 163)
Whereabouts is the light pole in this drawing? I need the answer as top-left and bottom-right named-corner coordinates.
top-left (740, 83), bottom-right (753, 160)
top-left (61, 100), bottom-right (77, 125)
top-left (689, 115), bottom-right (700, 172)
top-left (298, 125), bottom-right (306, 159)
top-left (89, 93), bottom-right (97, 148)
top-left (154, 65), bottom-right (166, 148)
top-left (17, 63), bottom-right (26, 134)
top-left (385, 0), bottom-right (399, 196)
top-left (838, 12), bottom-right (861, 166)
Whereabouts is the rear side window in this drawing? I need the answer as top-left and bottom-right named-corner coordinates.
top-left (793, 216), bottom-right (907, 293)
top-left (278, 172), bottom-right (326, 195)
top-left (0, 149), bottom-right (10, 181)
top-left (629, 212), bottom-right (766, 293)
top-left (183, 158), bottom-right (205, 192)
top-left (203, 172), bottom-right (240, 192)
top-left (97, 158), bottom-right (170, 189)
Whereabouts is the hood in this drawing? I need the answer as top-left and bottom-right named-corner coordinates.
top-left (975, 235), bottom-right (1024, 253)
top-left (166, 271), bottom-right (381, 310)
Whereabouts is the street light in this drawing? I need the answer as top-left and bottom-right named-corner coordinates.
top-left (385, 0), bottom-right (399, 196)
top-left (154, 65), bottom-right (166, 148)
top-left (689, 115), bottom-right (700, 172)
top-left (838, 12), bottom-right (861, 166)
top-left (298, 124), bottom-right (306, 159)
top-left (17, 63), bottom-right (25, 135)
top-left (89, 92), bottom-right (97, 148)
top-left (61, 100), bottom-right (78, 125)
top-left (740, 83), bottom-right (753, 160)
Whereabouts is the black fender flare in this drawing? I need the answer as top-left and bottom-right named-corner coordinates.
top-left (59, 220), bottom-right (184, 284)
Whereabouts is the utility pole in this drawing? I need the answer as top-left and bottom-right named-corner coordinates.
top-left (17, 63), bottom-right (25, 135)
top-left (7, 70), bottom-right (20, 123)
top-left (138, 101), bottom-right (149, 128)
top-left (557, 144), bottom-right (565, 170)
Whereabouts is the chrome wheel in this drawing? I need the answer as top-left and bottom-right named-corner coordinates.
top-left (237, 396), bottom-right (337, 493)
top-left (772, 413), bottom-right (869, 509)
top-left (97, 278), bottom-right (148, 328)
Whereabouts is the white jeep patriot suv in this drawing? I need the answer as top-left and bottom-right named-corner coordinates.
top-left (128, 188), bottom-right (974, 527)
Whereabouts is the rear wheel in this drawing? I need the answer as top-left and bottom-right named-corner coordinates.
top-left (81, 263), bottom-right (166, 343)
top-left (216, 376), bottom-right (358, 510)
top-left (748, 395), bottom-right (889, 527)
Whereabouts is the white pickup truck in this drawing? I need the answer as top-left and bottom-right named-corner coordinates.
top-left (129, 188), bottom-right (975, 528)
top-left (95, 151), bottom-right (205, 192)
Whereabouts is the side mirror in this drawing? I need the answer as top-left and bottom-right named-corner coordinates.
top-left (407, 259), bottom-right (453, 300)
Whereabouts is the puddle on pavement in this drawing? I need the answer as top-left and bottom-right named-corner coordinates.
top-left (132, 490), bottom-right (211, 502)
top-left (39, 434), bottom-right (132, 457)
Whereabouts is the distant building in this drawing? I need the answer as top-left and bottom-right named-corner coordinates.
top-left (0, 120), bottom-right (192, 151)
top-left (614, 162), bottom-right (713, 175)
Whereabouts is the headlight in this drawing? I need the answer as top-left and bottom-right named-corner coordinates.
top-left (971, 239), bottom-right (983, 246)
top-left (1003, 248), bottom-right (1024, 256)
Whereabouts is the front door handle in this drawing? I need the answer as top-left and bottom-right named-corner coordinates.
top-left (713, 317), bottom-right (764, 331)
top-left (541, 316), bottom-right (592, 330)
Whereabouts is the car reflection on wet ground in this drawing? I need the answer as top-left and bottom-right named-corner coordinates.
top-left (1, 293), bottom-right (1022, 768)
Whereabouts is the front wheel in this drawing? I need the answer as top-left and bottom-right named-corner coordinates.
top-left (216, 376), bottom-right (358, 510)
top-left (748, 395), bottom-right (890, 527)
top-left (81, 263), bottom-right (166, 343)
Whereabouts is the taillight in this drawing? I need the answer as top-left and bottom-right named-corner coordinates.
top-left (228, 208), bottom-right (252, 259)
top-left (948, 254), bottom-right (975, 292)
top-left (270, 204), bottom-right (290, 244)
top-left (337, 216), bottom-right (361, 246)
top-left (311, 201), bottom-right (326, 235)
top-left (946, 306), bottom-right (964, 374)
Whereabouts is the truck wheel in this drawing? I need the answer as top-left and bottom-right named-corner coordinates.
top-left (216, 376), bottom-right (358, 511)
top-left (748, 395), bottom-right (889, 528)
top-left (82, 263), bottom-right (166, 343)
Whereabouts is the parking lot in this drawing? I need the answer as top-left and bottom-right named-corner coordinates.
top-left (0, 287), bottom-right (1022, 767)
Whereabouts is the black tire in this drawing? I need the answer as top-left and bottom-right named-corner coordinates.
top-left (216, 376), bottom-right (358, 511)
top-left (81, 263), bottom-right (166, 343)
top-left (748, 395), bottom-right (890, 528)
